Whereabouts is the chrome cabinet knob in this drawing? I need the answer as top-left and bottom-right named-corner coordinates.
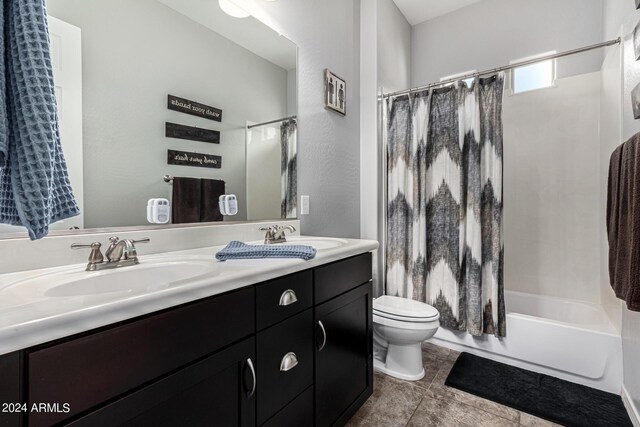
top-left (280, 352), bottom-right (299, 372)
top-left (279, 289), bottom-right (298, 306)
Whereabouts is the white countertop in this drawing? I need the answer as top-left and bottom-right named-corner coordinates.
top-left (0, 236), bottom-right (378, 356)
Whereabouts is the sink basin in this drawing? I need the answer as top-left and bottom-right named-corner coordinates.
top-left (283, 236), bottom-right (348, 250)
top-left (248, 236), bottom-right (348, 250)
top-left (5, 260), bottom-right (219, 299)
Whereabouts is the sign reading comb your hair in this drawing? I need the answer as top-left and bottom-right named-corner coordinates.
top-left (168, 149), bottom-right (222, 169)
top-left (167, 95), bottom-right (222, 122)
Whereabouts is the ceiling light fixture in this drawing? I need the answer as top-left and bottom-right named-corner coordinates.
top-left (218, 0), bottom-right (250, 18)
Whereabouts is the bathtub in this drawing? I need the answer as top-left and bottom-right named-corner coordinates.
top-left (431, 290), bottom-right (623, 393)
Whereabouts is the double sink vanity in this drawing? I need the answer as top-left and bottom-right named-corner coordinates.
top-left (0, 228), bottom-right (378, 427)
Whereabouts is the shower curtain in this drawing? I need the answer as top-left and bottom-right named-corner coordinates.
top-left (386, 75), bottom-right (506, 337)
top-left (280, 119), bottom-right (297, 218)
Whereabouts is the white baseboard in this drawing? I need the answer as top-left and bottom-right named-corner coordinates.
top-left (622, 385), bottom-right (640, 427)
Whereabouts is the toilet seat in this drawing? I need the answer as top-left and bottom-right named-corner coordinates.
top-left (373, 296), bottom-right (439, 322)
top-left (373, 312), bottom-right (440, 330)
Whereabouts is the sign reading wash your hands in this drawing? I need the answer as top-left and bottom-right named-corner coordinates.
top-left (167, 149), bottom-right (222, 169)
top-left (167, 95), bottom-right (222, 122)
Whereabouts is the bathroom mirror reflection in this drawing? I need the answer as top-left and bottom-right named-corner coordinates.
top-left (0, 0), bottom-right (297, 238)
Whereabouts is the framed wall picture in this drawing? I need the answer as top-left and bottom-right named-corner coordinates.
top-left (324, 69), bottom-right (346, 116)
top-left (635, 20), bottom-right (640, 60)
top-left (632, 82), bottom-right (640, 119)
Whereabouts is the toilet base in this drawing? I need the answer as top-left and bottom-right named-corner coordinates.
top-left (373, 358), bottom-right (425, 381)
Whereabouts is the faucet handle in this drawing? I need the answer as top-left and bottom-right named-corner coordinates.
top-left (71, 242), bottom-right (104, 265)
top-left (121, 238), bottom-right (150, 261)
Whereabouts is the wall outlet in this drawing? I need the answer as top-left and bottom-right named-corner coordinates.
top-left (300, 195), bottom-right (310, 215)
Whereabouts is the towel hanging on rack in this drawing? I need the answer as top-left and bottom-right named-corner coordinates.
top-left (607, 132), bottom-right (640, 311)
top-left (171, 176), bottom-right (225, 224)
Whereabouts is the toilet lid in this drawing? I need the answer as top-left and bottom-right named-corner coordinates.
top-left (373, 295), bottom-right (439, 320)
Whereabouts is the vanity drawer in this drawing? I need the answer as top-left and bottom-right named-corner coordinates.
top-left (257, 309), bottom-right (314, 424)
top-left (256, 270), bottom-right (313, 330)
top-left (314, 253), bottom-right (372, 304)
top-left (262, 386), bottom-right (313, 427)
top-left (27, 287), bottom-right (255, 427)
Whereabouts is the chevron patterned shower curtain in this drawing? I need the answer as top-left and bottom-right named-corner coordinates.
top-left (385, 75), bottom-right (506, 337)
top-left (280, 119), bottom-right (297, 218)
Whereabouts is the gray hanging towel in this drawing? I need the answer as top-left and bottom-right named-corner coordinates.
top-left (171, 177), bottom-right (201, 224)
top-left (0, 0), bottom-right (80, 240)
top-left (607, 132), bottom-right (640, 311)
top-left (200, 178), bottom-right (225, 222)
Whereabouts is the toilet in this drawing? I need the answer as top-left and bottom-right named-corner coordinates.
top-left (373, 296), bottom-right (440, 381)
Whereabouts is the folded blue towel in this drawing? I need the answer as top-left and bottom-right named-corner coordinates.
top-left (0, 1), bottom-right (80, 239)
top-left (216, 241), bottom-right (317, 261)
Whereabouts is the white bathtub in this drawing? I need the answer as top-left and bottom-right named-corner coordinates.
top-left (431, 290), bottom-right (623, 393)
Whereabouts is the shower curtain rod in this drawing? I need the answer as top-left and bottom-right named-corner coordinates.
top-left (380, 37), bottom-right (621, 100)
top-left (247, 115), bottom-right (297, 129)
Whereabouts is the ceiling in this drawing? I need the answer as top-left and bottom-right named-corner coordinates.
top-left (157, 0), bottom-right (297, 70)
top-left (392, 0), bottom-right (482, 26)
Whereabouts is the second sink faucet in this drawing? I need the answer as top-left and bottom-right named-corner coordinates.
top-left (260, 225), bottom-right (296, 244)
top-left (71, 236), bottom-right (150, 271)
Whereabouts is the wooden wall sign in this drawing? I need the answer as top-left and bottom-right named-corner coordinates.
top-left (167, 95), bottom-right (222, 122)
top-left (168, 149), bottom-right (222, 169)
top-left (166, 122), bottom-right (220, 144)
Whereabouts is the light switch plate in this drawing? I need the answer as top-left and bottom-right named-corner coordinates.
top-left (300, 195), bottom-right (310, 215)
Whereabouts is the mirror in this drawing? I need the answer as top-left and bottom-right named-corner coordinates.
top-left (0, 0), bottom-right (297, 238)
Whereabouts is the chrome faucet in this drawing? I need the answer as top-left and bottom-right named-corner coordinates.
top-left (259, 225), bottom-right (296, 244)
top-left (71, 236), bottom-right (150, 271)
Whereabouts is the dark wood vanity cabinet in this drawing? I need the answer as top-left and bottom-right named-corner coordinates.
top-left (68, 337), bottom-right (257, 427)
top-left (0, 352), bottom-right (22, 427)
top-left (2, 252), bottom-right (373, 427)
top-left (314, 265), bottom-right (373, 427)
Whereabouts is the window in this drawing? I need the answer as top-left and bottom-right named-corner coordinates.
top-left (510, 52), bottom-right (556, 94)
top-left (440, 70), bottom-right (476, 87)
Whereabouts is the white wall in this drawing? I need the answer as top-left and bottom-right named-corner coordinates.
top-left (287, 69), bottom-right (297, 117)
top-left (47, 0), bottom-right (288, 228)
top-left (503, 72), bottom-right (602, 303)
top-left (607, 0), bottom-right (640, 420)
top-left (242, 0), bottom-right (362, 238)
top-left (246, 127), bottom-right (281, 220)
top-left (377, 0), bottom-right (411, 92)
top-left (411, 0), bottom-right (604, 87)
top-left (599, 42), bottom-right (623, 331)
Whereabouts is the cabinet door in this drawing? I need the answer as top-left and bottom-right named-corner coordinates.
top-left (0, 352), bottom-right (22, 427)
top-left (68, 337), bottom-right (256, 427)
top-left (29, 287), bottom-right (254, 426)
top-left (315, 282), bottom-right (373, 427)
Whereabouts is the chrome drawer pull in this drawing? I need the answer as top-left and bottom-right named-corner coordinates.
top-left (317, 321), bottom-right (327, 352)
top-left (279, 289), bottom-right (298, 306)
top-left (279, 352), bottom-right (299, 372)
top-left (246, 358), bottom-right (256, 398)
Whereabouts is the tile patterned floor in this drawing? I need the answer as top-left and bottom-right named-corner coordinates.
top-left (347, 343), bottom-right (561, 427)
